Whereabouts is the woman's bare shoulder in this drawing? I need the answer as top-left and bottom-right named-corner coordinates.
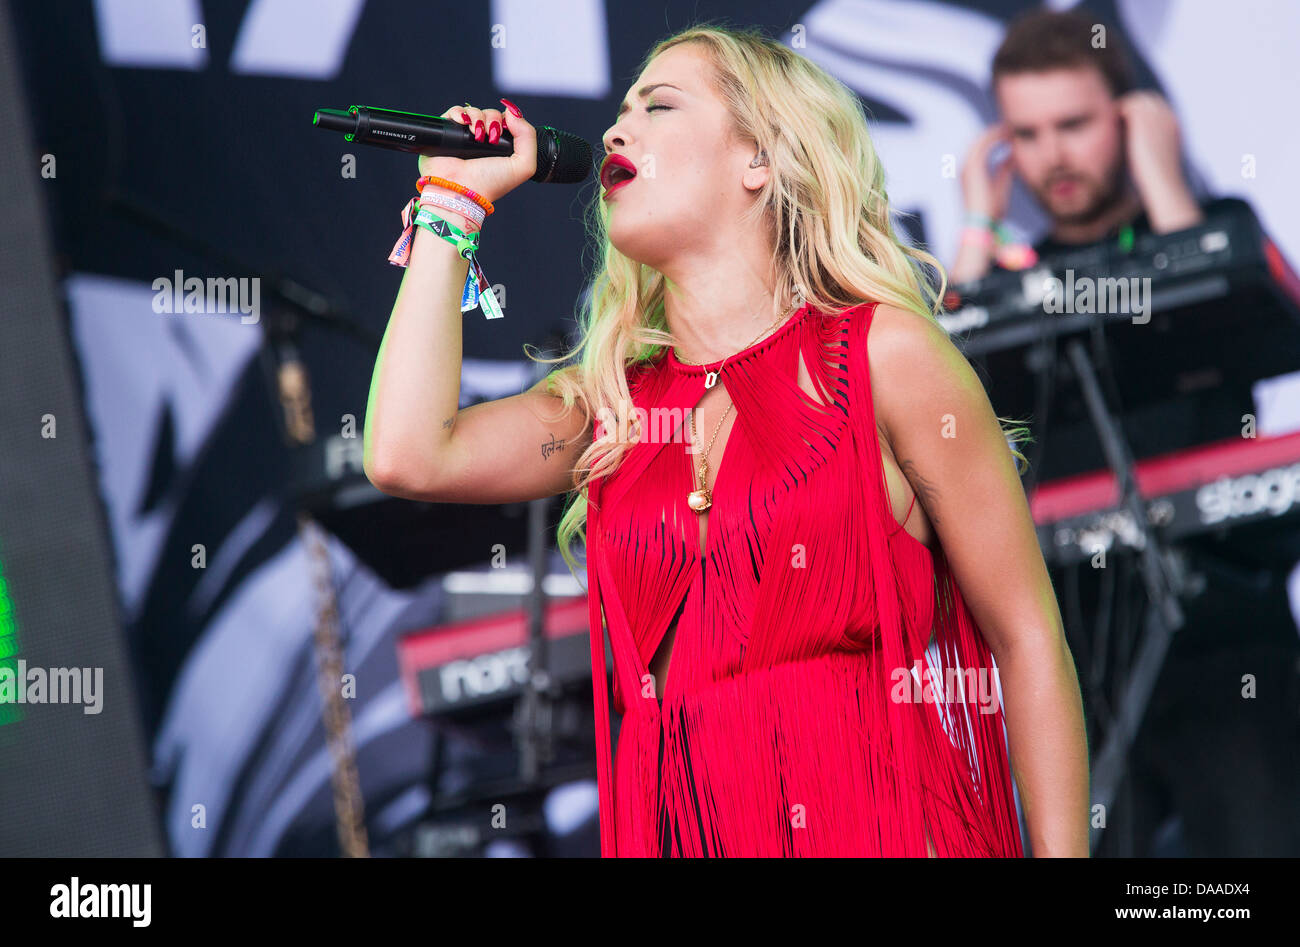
top-left (857, 302), bottom-right (975, 436)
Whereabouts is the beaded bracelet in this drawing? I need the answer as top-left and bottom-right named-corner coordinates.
top-left (418, 175), bottom-right (492, 213)
top-left (417, 175), bottom-right (495, 216)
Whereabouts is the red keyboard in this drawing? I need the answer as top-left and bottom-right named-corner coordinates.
top-left (1029, 431), bottom-right (1300, 566)
top-left (397, 595), bottom-right (602, 717)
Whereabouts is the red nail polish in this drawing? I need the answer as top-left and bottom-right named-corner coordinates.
top-left (460, 111), bottom-right (470, 123)
top-left (500, 98), bottom-right (522, 118)
top-left (474, 120), bottom-right (484, 140)
top-left (488, 121), bottom-right (500, 143)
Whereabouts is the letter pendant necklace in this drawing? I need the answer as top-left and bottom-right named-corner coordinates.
top-left (675, 304), bottom-right (797, 514)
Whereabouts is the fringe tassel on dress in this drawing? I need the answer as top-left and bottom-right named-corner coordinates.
top-left (584, 301), bottom-right (1024, 857)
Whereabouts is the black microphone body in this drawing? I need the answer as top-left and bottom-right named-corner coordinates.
top-left (313, 105), bottom-right (592, 183)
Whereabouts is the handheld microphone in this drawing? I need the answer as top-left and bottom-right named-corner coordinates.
top-left (313, 105), bottom-right (593, 184)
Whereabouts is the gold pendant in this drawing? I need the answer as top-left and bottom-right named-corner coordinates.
top-left (687, 488), bottom-right (712, 512)
top-left (704, 370), bottom-right (718, 389)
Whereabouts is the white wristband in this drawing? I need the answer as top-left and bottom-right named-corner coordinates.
top-left (418, 187), bottom-right (486, 228)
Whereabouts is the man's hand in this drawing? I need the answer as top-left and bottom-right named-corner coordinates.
top-left (950, 123), bottom-right (1014, 284)
top-left (960, 121), bottom-right (1014, 222)
top-left (1117, 91), bottom-right (1203, 233)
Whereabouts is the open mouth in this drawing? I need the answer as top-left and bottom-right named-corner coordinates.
top-left (600, 154), bottom-right (638, 196)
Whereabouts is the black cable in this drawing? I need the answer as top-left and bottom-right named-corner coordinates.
top-left (1020, 321), bottom-right (1058, 496)
top-left (1091, 224), bottom-right (1133, 429)
top-left (1091, 549), bottom-right (1116, 728)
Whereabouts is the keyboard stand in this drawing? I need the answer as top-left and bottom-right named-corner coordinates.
top-left (1061, 337), bottom-right (1190, 854)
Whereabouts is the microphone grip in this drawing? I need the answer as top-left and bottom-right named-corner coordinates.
top-left (314, 107), bottom-right (593, 183)
top-left (358, 107), bottom-right (514, 158)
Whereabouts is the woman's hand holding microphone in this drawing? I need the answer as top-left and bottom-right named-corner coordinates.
top-left (388, 98), bottom-right (540, 320)
top-left (417, 98), bottom-right (538, 231)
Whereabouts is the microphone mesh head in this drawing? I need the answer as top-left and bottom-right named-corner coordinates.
top-left (532, 126), bottom-right (593, 184)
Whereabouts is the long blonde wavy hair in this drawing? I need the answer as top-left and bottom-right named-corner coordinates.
top-left (529, 24), bottom-right (1031, 578)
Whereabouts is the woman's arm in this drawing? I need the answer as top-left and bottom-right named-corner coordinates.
top-left (868, 303), bottom-right (1090, 857)
top-left (363, 101), bottom-right (593, 505)
top-left (362, 218), bottom-right (592, 504)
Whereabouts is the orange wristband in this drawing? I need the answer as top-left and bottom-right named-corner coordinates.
top-left (416, 175), bottom-right (495, 215)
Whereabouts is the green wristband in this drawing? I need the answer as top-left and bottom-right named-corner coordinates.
top-left (414, 209), bottom-right (480, 260)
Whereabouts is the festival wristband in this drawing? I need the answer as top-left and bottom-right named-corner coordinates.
top-left (414, 208), bottom-right (480, 259)
top-left (384, 201), bottom-right (501, 318)
top-left (388, 193), bottom-right (479, 258)
top-left (388, 189), bottom-right (484, 266)
top-left (418, 187), bottom-right (486, 229)
top-left (987, 220), bottom-right (1038, 270)
top-left (961, 226), bottom-right (995, 249)
top-left (412, 210), bottom-right (503, 320)
top-left (994, 243), bottom-right (1038, 270)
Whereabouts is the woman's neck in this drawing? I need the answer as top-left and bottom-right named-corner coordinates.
top-left (661, 256), bottom-right (793, 364)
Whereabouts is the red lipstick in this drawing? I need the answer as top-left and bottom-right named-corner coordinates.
top-left (600, 153), bottom-right (638, 198)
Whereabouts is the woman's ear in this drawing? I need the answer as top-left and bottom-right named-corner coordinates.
top-left (742, 151), bottom-right (769, 191)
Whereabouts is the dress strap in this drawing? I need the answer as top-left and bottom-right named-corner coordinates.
top-left (888, 493), bottom-right (917, 535)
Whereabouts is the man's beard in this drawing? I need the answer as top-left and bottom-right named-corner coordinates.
top-left (1038, 163), bottom-right (1126, 227)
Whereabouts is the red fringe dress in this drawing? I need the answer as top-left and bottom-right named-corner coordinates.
top-left (583, 300), bottom-right (1024, 856)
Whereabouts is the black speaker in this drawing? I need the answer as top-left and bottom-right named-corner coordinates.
top-left (0, 0), bottom-right (163, 857)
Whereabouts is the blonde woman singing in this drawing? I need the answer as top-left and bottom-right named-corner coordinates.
top-left (364, 25), bottom-right (1089, 858)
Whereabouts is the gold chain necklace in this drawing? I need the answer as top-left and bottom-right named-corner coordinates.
top-left (677, 304), bottom-right (798, 514)
top-left (676, 305), bottom-right (795, 390)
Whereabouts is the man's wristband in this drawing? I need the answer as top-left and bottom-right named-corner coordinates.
top-left (961, 226), bottom-right (995, 250)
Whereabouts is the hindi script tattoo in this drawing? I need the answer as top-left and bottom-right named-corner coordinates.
top-left (541, 432), bottom-right (565, 460)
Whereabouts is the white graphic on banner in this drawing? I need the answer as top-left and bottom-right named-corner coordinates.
top-left (230, 0), bottom-right (367, 79)
top-left (64, 273), bottom-right (262, 621)
top-left (93, 0), bottom-right (366, 79)
top-left (92, 0), bottom-right (208, 70)
top-left (490, 0), bottom-right (610, 98)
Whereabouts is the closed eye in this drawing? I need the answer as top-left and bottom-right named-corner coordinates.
top-left (646, 105), bottom-right (672, 112)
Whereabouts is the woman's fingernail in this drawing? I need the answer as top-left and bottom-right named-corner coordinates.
top-left (500, 98), bottom-right (523, 118)
top-left (474, 120), bottom-right (484, 141)
top-left (459, 111), bottom-right (470, 123)
top-left (488, 121), bottom-right (500, 143)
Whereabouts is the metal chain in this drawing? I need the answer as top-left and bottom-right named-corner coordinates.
top-left (671, 302), bottom-right (798, 369)
top-left (298, 511), bottom-right (370, 857)
top-left (679, 304), bottom-right (798, 491)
